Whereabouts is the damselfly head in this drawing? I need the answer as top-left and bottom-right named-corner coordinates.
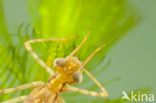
top-left (54, 57), bottom-right (82, 74)
top-left (54, 57), bottom-right (83, 84)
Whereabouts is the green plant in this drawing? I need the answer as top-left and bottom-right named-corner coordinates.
top-left (0, 0), bottom-right (140, 102)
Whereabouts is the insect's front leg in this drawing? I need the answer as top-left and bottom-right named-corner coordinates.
top-left (24, 35), bottom-right (76, 75)
top-left (83, 69), bottom-right (107, 93)
top-left (1, 95), bottom-right (27, 103)
top-left (62, 68), bottom-right (108, 97)
top-left (0, 81), bottom-right (44, 94)
top-left (68, 30), bottom-right (91, 57)
top-left (61, 84), bottom-right (107, 97)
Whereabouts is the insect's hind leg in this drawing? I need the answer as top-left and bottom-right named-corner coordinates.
top-left (1, 95), bottom-right (27, 103)
top-left (0, 81), bottom-right (44, 94)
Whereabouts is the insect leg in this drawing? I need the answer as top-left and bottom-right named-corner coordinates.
top-left (69, 86), bottom-right (108, 97)
top-left (25, 35), bottom-right (76, 75)
top-left (0, 81), bottom-right (44, 94)
top-left (83, 69), bottom-right (108, 96)
top-left (63, 74), bottom-right (108, 98)
top-left (1, 95), bottom-right (27, 103)
top-left (61, 82), bottom-right (108, 98)
top-left (83, 69), bottom-right (107, 91)
top-left (67, 43), bottom-right (109, 97)
top-left (81, 43), bottom-right (107, 69)
top-left (68, 30), bottom-right (91, 57)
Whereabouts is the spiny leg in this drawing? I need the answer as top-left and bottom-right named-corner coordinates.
top-left (0, 81), bottom-right (44, 94)
top-left (68, 30), bottom-right (91, 57)
top-left (1, 95), bottom-right (27, 103)
top-left (25, 35), bottom-right (76, 75)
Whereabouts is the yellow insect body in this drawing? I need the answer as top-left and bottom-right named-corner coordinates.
top-left (0, 32), bottom-right (108, 103)
top-left (24, 57), bottom-right (82, 103)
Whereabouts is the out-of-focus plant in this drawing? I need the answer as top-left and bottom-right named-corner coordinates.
top-left (0, 0), bottom-right (140, 102)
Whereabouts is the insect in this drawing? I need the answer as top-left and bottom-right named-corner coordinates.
top-left (0, 30), bottom-right (108, 103)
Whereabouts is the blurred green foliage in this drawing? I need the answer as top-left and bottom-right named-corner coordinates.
top-left (0, 0), bottom-right (140, 102)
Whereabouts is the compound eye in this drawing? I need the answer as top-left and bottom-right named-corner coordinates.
top-left (72, 71), bottom-right (82, 83)
top-left (54, 58), bottom-right (66, 67)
